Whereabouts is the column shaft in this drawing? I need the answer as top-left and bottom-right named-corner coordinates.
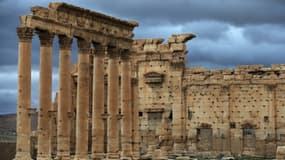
top-left (132, 79), bottom-right (140, 159)
top-left (121, 52), bottom-right (133, 159)
top-left (57, 35), bottom-right (72, 159)
top-left (91, 44), bottom-right (106, 159)
top-left (15, 27), bottom-right (33, 160)
top-left (107, 47), bottom-right (120, 159)
top-left (75, 38), bottom-right (90, 159)
top-left (37, 31), bottom-right (54, 160)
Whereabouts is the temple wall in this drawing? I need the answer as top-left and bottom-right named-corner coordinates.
top-left (183, 65), bottom-right (285, 158)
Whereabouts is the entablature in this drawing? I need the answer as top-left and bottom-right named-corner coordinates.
top-left (19, 2), bottom-right (138, 50)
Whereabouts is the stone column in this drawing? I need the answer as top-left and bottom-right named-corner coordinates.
top-left (121, 50), bottom-right (133, 159)
top-left (74, 38), bottom-right (90, 160)
top-left (14, 27), bottom-right (33, 160)
top-left (132, 79), bottom-right (140, 159)
top-left (57, 35), bottom-right (73, 159)
top-left (107, 47), bottom-right (120, 159)
top-left (37, 31), bottom-right (54, 160)
top-left (91, 44), bottom-right (106, 159)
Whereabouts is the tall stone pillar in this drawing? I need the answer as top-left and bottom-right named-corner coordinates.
top-left (74, 38), bottom-right (90, 160)
top-left (15, 27), bottom-right (33, 160)
top-left (121, 51), bottom-right (133, 159)
top-left (57, 35), bottom-right (73, 159)
top-left (37, 31), bottom-right (54, 160)
top-left (132, 79), bottom-right (140, 159)
top-left (107, 47), bottom-right (120, 159)
top-left (172, 68), bottom-right (185, 154)
top-left (91, 44), bottom-right (106, 159)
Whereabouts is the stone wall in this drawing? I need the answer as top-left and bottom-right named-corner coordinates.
top-left (131, 33), bottom-right (285, 158)
top-left (183, 65), bottom-right (285, 158)
top-left (131, 34), bottom-right (194, 158)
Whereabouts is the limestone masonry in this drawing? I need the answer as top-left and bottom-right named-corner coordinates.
top-left (15, 2), bottom-right (285, 160)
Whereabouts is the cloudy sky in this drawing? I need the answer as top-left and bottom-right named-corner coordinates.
top-left (0, 0), bottom-right (285, 114)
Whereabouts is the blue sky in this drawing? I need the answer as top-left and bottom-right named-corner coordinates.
top-left (0, 0), bottom-right (285, 114)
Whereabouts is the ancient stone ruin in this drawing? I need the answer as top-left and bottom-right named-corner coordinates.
top-left (15, 2), bottom-right (285, 160)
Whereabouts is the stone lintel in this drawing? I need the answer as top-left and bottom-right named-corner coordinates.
top-left (144, 108), bottom-right (164, 113)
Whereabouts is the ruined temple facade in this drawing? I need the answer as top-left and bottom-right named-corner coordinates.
top-left (15, 2), bottom-right (285, 160)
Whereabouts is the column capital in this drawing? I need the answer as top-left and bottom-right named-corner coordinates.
top-left (93, 43), bottom-right (106, 56)
top-left (77, 38), bottom-right (90, 53)
top-left (120, 49), bottom-right (131, 61)
top-left (16, 27), bottom-right (33, 42)
top-left (37, 31), bottom-right (54, 47)
top-left (58, 35), bottom-right (73, 50)
top-left (107, 46), bottom-right (120, 58)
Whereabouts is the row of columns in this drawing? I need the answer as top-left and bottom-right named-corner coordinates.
top-left (15, 27), bottom-right (139, 160)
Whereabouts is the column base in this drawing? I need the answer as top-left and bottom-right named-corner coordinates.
top-left (14, 152), bottom-right (32, 160)
top-left (107, 152), bottom-right (120, 159)
top-left (91, 153), bottom-right (105, 160)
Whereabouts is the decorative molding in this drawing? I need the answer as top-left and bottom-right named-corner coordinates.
top-left (17, 27), bottom-right (33, 42)
top-left (107, 47), bottom-right (120, 58)
top-left (58, 35), bottom-right (72, 49)
top-left (144, 108), bottom-right (164, 113)
top-left (93, 43), bottom-right (106, 56)
top-left (37, 31), bottom-right (54, 47)
top-left (144, 72), bottom-right (164, 84)
top-left (77, 38), bottom-right (90, 53)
